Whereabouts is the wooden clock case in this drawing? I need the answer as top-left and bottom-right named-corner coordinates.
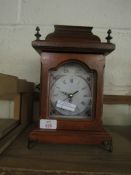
top-left (28, 25), bottom-right (115, 151)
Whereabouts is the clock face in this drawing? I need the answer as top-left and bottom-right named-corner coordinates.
top-left (49, 62), bottom-right (95, 119)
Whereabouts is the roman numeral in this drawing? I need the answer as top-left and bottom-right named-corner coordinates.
top-left (81, 87), bottom-right (86, 90)
top-left (81, 101), bottom-right (86, 106)
top-left (53, 94), bottom-right (58, 97)
top-left (63, 80), bottom-right (66, 84)
top-left (70, 78), bottom-right (73, 83)
top-left (56, 86), bottom-right (60, 89)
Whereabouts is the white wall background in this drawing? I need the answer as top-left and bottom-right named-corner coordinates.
top-left (0, 0), bottom-right (131, 125)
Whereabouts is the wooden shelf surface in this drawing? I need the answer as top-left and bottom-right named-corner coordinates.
top-left (0, 126), bottom-right (131, 174)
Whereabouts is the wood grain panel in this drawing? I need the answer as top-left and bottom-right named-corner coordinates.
top-left (104, 95), bottom-right (131, 104)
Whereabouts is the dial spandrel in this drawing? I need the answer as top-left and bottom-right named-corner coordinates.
top-left (49, 62), bottom-right (95, 119)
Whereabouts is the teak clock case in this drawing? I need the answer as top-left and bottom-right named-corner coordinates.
top-left (28, 25), bottom-right (115, 151)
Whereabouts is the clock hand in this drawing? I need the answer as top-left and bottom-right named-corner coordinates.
top-left (63, 96), bottom-right (70, 101)
top-left (61, 90), bottom-right (79, 97)
top-left (67, 91), bottom-right (79, 103)
top-left (62, 95), bottom-right (73, 103)
top-left (68, 90), bottom-right (79, 98)
top-left (60, 91), bottom-right (79, 103)
top-left (71, 90), bottom-right (79, 96)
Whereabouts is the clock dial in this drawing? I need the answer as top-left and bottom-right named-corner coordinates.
top-left (51, 75), bottom-right (91, 115)
top-left (49, 62), bottom-right (95, 119)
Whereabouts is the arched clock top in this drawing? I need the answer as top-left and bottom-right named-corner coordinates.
top-left (47, 60), bottom-right (98, 78)
top-left (41, 52), bottom-right (105, 73)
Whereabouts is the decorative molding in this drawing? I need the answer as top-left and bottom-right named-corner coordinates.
top-left (104, 95), bottom-right (131, 104)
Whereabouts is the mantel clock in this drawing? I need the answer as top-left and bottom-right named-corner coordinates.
top-left (28, 25), bottom-right (115, 151)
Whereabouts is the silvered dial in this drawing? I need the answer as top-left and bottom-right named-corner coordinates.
top-left (49, 62), bottom-right (93, 118)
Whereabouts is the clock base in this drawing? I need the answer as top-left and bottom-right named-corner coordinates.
top-left (28, 128), bottom-right (112, 152)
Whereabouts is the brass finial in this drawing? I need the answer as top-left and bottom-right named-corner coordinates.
top-left (106, 29), bottom-right (112, 43)
top-left (35, 26), bottom-right (41, 40)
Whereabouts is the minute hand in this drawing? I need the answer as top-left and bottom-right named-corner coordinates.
top-left (68, 90), bottom-right (79, 103)
top-left (71, 90), bottom-right (79, 96)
